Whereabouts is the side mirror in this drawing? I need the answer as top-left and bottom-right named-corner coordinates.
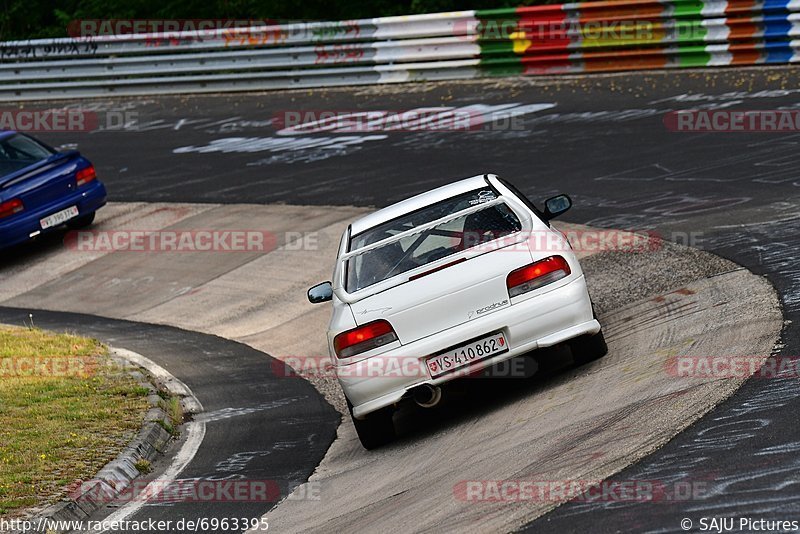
top-left (308, 281), bottom-right (333, 304)
top-left (543, 194), bottom-right (572, 220)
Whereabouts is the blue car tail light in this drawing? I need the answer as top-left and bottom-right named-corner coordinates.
top-left (76, 165), bottom-right (96, 187)
top-left (0, 198), bottom-right (24, 220)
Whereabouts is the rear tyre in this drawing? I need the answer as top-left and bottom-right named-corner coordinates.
top-left (347, 399), bottom-right (396, 450)
top-left (569, 330), bottom-right (608, 366)
top-left (67, 212), bottom-right (95, 229)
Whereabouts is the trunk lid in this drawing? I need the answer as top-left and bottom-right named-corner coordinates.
top-left (2, 152), bottom-right (82, 207)
top-left (349, 243), bottom-right (532, 344)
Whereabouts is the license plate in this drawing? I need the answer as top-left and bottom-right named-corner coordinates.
top-left (40, 206), bottom-right (79, 229)
top-left (426, 332), bottom-right (508, 378)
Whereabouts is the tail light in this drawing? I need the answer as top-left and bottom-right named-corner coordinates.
top-left (0, 198), bottom-right (24, 219)
top-left (334, 320), bottom-right (398, 359)
top-left (76, 165), bottom-right (96, 187)
top-left (507, 256), bottom-right (571, 298)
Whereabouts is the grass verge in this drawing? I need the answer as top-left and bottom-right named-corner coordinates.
top-left (0, 325), bottom-right (150, 516)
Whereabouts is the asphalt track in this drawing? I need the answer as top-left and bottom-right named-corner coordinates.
top-left (6, 65), bottom-right (800, 531)
top-left (0, 207), bottom-right (780, 532)
top-left (0, 307), bottom-right (339, 531)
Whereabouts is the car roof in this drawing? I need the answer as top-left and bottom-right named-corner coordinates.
top-left (350, 174), bottom-right (492, 237)
top-left (0, 130), bottom-right (17, 140)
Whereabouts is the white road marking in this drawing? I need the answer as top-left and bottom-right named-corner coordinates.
top-left (93, 422), bottom-right (207, 533)
top-left (89, 348), bottom-right (207, 533)
top-left (111, 347), bottom-right (204, 415)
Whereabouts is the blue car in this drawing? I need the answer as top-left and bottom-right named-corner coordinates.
top-left (0, 131), bottom-right (106, 250)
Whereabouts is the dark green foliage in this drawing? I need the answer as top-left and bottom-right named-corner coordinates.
top-left (0, 0), bottom-right (561, 41)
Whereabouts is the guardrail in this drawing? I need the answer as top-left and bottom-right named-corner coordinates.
top-left (0, 0), bottom-right (798, 101)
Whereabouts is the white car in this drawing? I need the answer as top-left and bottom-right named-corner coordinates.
top-left (308, 174), bottom-right (606, 449)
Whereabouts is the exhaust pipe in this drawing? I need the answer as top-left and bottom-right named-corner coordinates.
top-left (412, 384), bottom-right (442, 408)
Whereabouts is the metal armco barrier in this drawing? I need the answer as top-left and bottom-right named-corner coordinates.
top-left (0, 0), bottom-right (798, 101)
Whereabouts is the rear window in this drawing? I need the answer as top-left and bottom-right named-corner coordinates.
top-left (0, 134), bottom-right (54, 177)
top-left (346, 189), bottom-right (522, 292)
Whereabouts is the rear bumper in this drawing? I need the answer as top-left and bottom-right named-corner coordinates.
top-left (0, 181), bottom-right (106, 249)
top-left (340, 274), bottom-right (599, 418)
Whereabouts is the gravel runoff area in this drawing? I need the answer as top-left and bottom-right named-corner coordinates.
top-left (298, 234), bottom-right (740, 416)
top-left (584, 240), bottom-right (738, 315)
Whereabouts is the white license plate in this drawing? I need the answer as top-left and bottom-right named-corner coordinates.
top-left (40, 206), bottom-right (79, 229)
top-left (426, 332), bottom-right (508, 378)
